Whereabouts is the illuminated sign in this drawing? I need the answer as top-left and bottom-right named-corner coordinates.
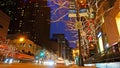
top-left (69, 9), bottom-right (87, 13)
top-left (97, 32), bottom-right (102, 38)
top-left (97, 32), bottom-right (104, 52)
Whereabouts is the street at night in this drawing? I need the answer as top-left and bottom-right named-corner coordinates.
top-left (0, 63), bottom-right (98, 68)
top-left (0, 0), bottom-right (120, 68)
top-left (0, 63), bottom-right (67, 68)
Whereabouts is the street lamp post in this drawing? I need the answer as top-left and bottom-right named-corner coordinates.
top-left (76, 0), bottom-right (84, 66)
top-left (19, 37), bottom-right (25, 42)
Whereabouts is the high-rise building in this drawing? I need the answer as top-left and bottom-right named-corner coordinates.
top-left (0, 10), bottom-right (10, 42)
top-left (0, 0), bottom-right (50, 46)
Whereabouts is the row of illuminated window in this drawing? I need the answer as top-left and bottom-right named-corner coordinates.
top-left (8, 29), bottom-right (21, 32)
top-left (18, 43), bottom-right (33, 48)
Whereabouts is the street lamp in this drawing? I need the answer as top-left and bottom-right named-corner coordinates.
top-left (75, 0), bottom-right (84, 66)
top-left (19, 37), bottom-right (25, 42)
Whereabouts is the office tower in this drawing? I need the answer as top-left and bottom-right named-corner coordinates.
top-left (0, 10), bottom-right (10, 42)
top-left (0, 0), bottom-right (50, 46)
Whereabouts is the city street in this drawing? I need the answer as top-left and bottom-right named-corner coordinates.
top-left (0, 0), bottom-right (120, 68)
top-left (0, 63), bottom-right (96, 68)
top-left (0, 63), bottom-right (68, 68)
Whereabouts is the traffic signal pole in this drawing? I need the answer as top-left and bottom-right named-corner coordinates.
top-left (76, 0), bottom-right (84, 66)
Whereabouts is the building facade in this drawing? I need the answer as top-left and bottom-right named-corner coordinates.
top-left (12, 38), bottom-right (37, 56)
top-left (0, 0), bottom-right (50, 46)
top-left (95, 0), bottom-right (120, 53)
top-left (0, 10), bottom-right (10, 42)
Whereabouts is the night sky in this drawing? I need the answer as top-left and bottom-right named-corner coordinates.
top-left (48, 0), bottom-right (78, 48)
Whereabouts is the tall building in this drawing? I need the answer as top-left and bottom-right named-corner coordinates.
top-left (0, 10), bottom-right (10, 42)
top-left (0, 0), bottom-right (50, 46)
top-left (95, 0), bottom-right (119, 52)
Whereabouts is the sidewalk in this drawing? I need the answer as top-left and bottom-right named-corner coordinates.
top-left (68, 64), bottom-right (96, 68)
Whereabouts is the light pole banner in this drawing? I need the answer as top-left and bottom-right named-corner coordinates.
top-left (75, 22), bottom-right (82, 29)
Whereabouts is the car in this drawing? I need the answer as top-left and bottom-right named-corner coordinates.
top-left (56, 57), bottom-right (65, 65)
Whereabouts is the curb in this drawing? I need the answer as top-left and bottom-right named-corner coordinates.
top-left (68, 64), bottom-right (96, 68)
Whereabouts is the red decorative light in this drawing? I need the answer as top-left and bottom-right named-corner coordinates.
top-left (86, 22), bottom-right (90, 26)
top-left (88, 36), bottom-right (92, 41)
top-left (77, 0), bottom-right (87, 8)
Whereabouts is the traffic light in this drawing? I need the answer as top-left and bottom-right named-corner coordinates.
top-left (39, 51), bottom-right (45, 58)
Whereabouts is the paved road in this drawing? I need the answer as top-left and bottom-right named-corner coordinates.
top-left (0, 63), bottom-right (96, 68)
top-left (0, 63), bottom-right (68, 68)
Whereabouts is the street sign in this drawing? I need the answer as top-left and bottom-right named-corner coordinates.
top-left (75, 22), bottom-right (82, 29)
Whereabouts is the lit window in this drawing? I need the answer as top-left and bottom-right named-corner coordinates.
top-left (27, 6), bottom-right (29, 8)
top-left (21, 13), bottom-right (23, 16)
top-left (9, 11), bottom-right (11, 14)
top-left (37, 10), bottom-right (39, 12)
top-left (8, 29), bottom-right (10, 31)
top-left (31, 20), bottom-right (35, 22)
top-left (21, 10), bottom-right (24, 16)
top-left (19, 24), bottom-right (21, 27)
top-left (20, 20), bottom-right (23, 22)
top-left (20, 23), bottom-right (22, 24)
top-left (1, 3), bottom-right (5, 6)
top-left (29, 44), bottom-right (32, 48)
top-left (23, 43), bottom-right (26, 47)
top-left (15, 18), bottom-right (17, 20)
top-left (41, 13), bottom-right (44, 16)
top-left (17, 7), bottom-right (20, 9)
top-left (35, 3), bottom-right (38, 7)
top-left (34, 36), bottom-right (36, 39)
top-left (18, 30), bottom-right (21, 32)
